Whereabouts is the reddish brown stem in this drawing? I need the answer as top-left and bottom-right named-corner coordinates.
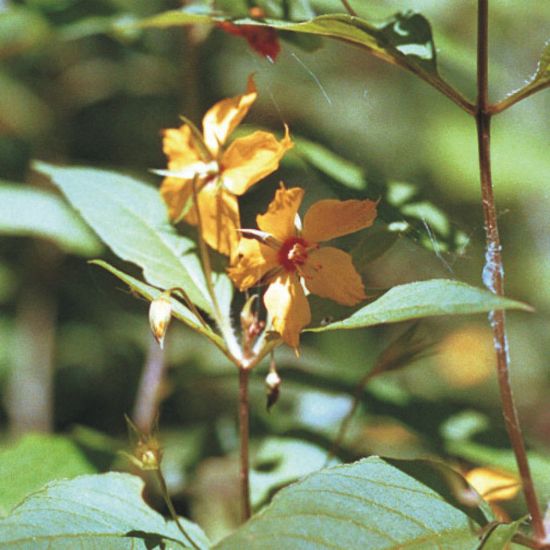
top-left (476, 0), bottom-right (545, 542)
top-left (238, 367), bottom-right (251, 522)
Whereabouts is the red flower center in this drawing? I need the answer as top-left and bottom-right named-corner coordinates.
top-left (278, 237), bottom-right (309, 272)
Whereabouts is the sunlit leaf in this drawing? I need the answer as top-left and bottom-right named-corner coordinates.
top-left (0, 472), bottom-right (209, 549)
top-left (216, 456), bottom-right (487, 549)
top-left (0, 434), bottom-right (95, 516)
top-left (0, 183), bottom-right (102, 256)
top-left (128, 10), bottom-right (212, 30)
top-left (250, 438), bottom-right (333, 508)
top-left (308, 279), bottom-right (531, 332)
top-left (91, 260), bottom-right (225, 351)
top-left (35, 162), bottom-right (213, 315)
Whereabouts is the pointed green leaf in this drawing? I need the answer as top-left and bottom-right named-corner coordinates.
top-left (216, 456), bottom-right (486, 549)
top-left (0, 434), bottom-right (96, 516)
top-left (0, 472), bottom-right (209, 549)
top-left (128, 10), bottom-right (212, 30)
top-left (0, 183), bottom-right (102, 256)
top-left (308, 279), bottom-right (531, 332)
top-left (91, 260), bottom-right (225, 351)
top-left (34, 162), bottom-right (213, 315)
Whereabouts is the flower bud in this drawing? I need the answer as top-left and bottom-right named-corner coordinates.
top-left (265, 369), bottom-right (281, 411)
top-left (149, 293), bottom-right (172, 349)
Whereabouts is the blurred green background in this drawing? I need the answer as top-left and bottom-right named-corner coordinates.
top-left (1, 0), bottom-right (549, 541)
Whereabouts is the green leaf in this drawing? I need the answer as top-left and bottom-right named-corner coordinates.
top-left (227, 13), bottom-right (441, 82)
top-left (250, 438), bottom-right (333, 508)
top-left (0, 472), bottom-right (209, 549)
top-left (216, 456), bottom-right (486, 549)
top-left (293, 136), bottom-right (367, 191)
top-left (128, 10), bottom-right (212, 30)
top-left (0, 434), bottom-right (96, 516)
top-left (478, 519), bottom-right (524, 550)
top-left (91, 260), bottom-right (225, 351)
top-left (308, 279), bottom-right (531, 332)
top-left (0, 183), bottom-right (102, 256)
top-left (34, 162), bottom-right (213, 315)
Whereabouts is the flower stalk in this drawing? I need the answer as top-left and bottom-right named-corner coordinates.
top-left (238, 366), bottom-right (251, 522)
top-left (476, 0), bottom-right (545, 541)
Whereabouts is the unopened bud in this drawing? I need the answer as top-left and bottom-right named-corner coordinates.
top-left (135, 437), bottom-right (162, 471)
top-left (149, 293), bottom-right (172, 348)
top-left (265, 369), bottom-right (281, 411)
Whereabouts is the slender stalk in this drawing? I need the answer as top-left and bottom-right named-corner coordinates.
top-left (490, 81), bottom-right (550, 115)
top-left (476, 1), bottom-right (545, 541)
top-left (340, 0), bottom-right (357, 16)
top-left (191, 179), bottom-right (242, 360)
top-left (155, 469), bottom-right (201, 550)
top-left (133, 335), bottom-right (166, 434)
top-left (238, 367), bottom-right (251, 522)
top-left (326, 369), bottom-right (377, 464)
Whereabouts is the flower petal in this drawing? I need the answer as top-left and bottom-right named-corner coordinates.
top-left (302, 247), bottom-right (366, 306)
top-left (202, 75), bottom-right (257, 157)
top-left (196, 181), bottom-right (240, 259)
top-left (257, 185), bottom-right (304, 242)
top-left (160, 177), bottom-right (196, 223)
top-left (302, 199), bottom-right (377, 243)
top-left (264, 273), bottom-right (311, 350)
top-left (227, 238), bottom-right (278, 290)
top-left (221, 127), bottom-right (293, 195)
top-left (163, 124), bottom-right (202, 167)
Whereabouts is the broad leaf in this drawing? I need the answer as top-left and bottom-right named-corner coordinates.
top-left (0, 183), bottom-right (102, 256)
top-left (0, 434), bottom-right (96, 516)
top-left (91, 260), bottom-right (225, 351)
top-left (216, 456), bottom-right (487, 549)
top-left (308, 279), bottom-right (531, 332)
top-left (0, 472), bottom-right (209, 549)
top-left (34, 162), bottom-right (213, 315)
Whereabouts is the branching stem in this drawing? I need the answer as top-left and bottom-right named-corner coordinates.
top-left (476, 1), bottom-right (545, 542)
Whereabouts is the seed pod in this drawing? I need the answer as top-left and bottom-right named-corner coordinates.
top-left (149, 293), bottom-right (172, 349)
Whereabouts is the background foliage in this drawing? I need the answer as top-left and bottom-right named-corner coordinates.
top-left (1, 0), bottom-right (549, 547)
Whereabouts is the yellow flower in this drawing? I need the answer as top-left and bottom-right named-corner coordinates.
top-left (229, 186), bottom-right (377, 349)
top-left (160, 76), bottom-right (293, 260)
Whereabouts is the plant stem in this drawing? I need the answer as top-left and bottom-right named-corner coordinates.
top-left (132, 334), bottom-right (166, 434)
top-left (340, 0), bottom-right (357, 16)
top-left (238, 366), bottom-right (251, 522)
top-left (191, 179), bottom-right (242, 360)
top-left (155, 469), bottom-right (201, 550)
top-left (476, 1), bottom-right (545, 541)
top-left (489, 80), bottom-right (550, 114)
